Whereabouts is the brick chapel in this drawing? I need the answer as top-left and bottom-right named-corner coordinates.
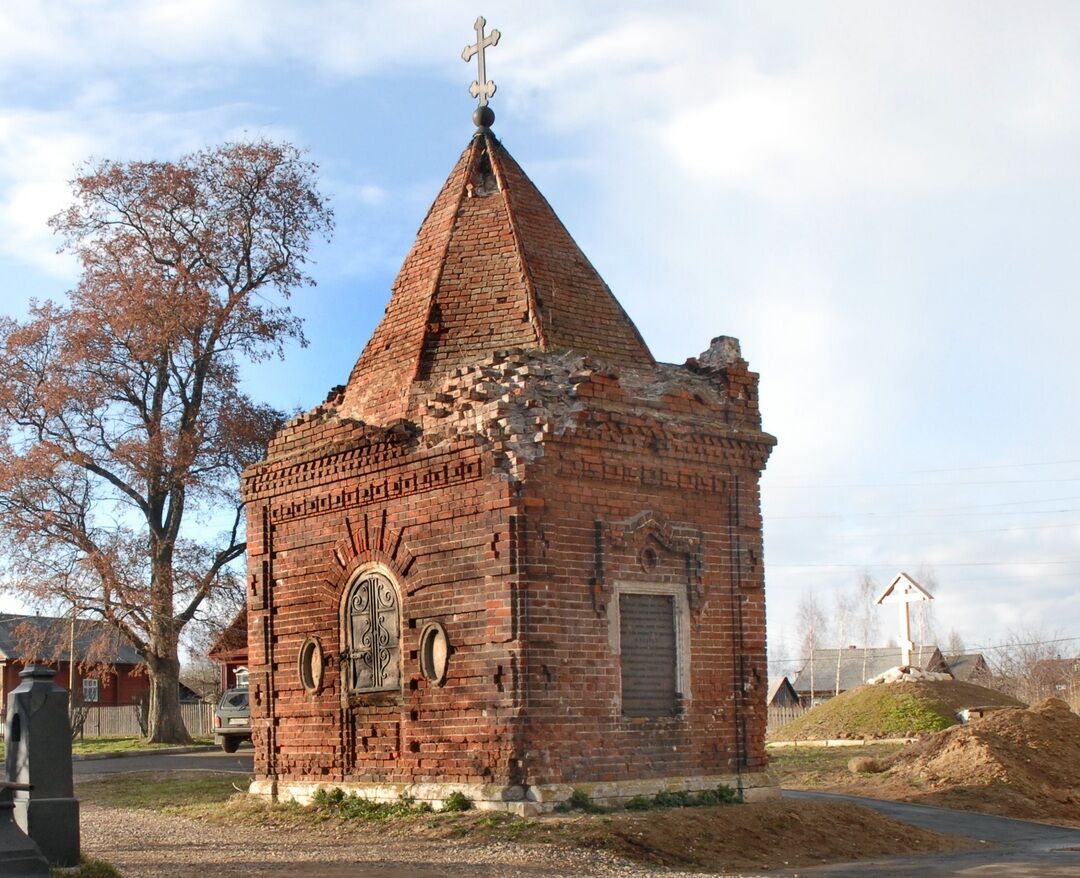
top-left (241, 37), bottom-right (776, 810)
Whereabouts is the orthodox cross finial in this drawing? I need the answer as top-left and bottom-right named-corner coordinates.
top-left (462, 15), bottom-right (500, 129)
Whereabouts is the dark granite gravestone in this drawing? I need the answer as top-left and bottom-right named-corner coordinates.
top-left (0, 783), bottom-right (48, 876)
top-left (5, 665), bottom-right (80, 867)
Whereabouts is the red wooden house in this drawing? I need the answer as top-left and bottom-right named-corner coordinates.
top-left (208, 608), bottom-right (249, 691)
top-left (0, 613), bottom-right (148, 716)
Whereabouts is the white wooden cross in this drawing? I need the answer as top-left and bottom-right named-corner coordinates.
top-left (462, 15), bottom-right (500, 107)
top-left (877, 572), bottom-right (934, 667)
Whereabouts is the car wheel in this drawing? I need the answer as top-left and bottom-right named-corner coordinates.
top-left (221, 737), bottom-right (240, 753)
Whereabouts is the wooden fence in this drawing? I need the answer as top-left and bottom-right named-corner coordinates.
top-left (767, 704), bottom-right (807, 733)
top-left (1, 702), bottom-right (215, 739)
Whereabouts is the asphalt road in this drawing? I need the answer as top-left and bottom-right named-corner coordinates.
top-left (784, 789), bottom-right (1080, 877)
top-left (73, 746), bottom-right (255, 777)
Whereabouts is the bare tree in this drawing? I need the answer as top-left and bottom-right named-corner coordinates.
top-left (0, 140), bottom-right (333, 742)
top-left (913, 565), bottom-right (940, 665)
top-left (797, 590), bottom-right (828, 704)
top-left (833, 593), bottom-right (855, 695)
top-left (767, 629), bottom-right (792, 681)
top-left (181, 599), bottom-right (244, 703)
top-left (986, 627), bottom-right (1076, 706)
top-left (944, 628), bottom-right (966, 659)
top-left (856, 570), bottom-right (880, 680)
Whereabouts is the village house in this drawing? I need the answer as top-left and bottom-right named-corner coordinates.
top-left (946, 652), bottom-right (992, 686)
top-left (1030, 656), bottom-right (1080, 710)
top-left (209, 608), bottom-right (249, 691)
top-left (792, 644), bottom-right (951, 705)
top-left (0, 613), bottom-right (147, 716)
top-left (767, 676), bottom-right (799, 708)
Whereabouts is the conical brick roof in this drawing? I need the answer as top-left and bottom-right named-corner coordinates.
top-left (339, 131), bottom-right (654, 424)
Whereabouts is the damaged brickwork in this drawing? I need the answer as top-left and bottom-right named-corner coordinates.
top-left (241, 130), bottom-right (775, 809)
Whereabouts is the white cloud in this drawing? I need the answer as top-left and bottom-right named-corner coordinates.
top-left (336, 182), bottom-right (386, 206)
top-left (1, 1), bottom-right (1079, 647)
top-left (0, 108), bottom-right (100, 275)
top-left (0, 88), bottom-right (291, 275)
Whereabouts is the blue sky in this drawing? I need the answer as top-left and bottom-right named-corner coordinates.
top-left (1, 1), bottom-right (1078, 667)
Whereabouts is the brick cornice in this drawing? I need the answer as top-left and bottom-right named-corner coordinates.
top-left (243, 428), bottom-right (482, 503)
top-left (267, 455), bottom-right (482, 525)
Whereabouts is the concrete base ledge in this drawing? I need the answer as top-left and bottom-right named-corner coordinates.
top-left (767, 738), bottom-right (915, 748)
top-left (251, 771), bottom-right (777, 816)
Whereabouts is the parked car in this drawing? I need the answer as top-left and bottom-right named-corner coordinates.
top-left (213, 686), bottom-right (250, 752)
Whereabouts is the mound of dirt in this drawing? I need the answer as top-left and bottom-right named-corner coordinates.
top-left (427, 800), bottom-right (973, 872)
top-left (884, 697), bottom-right (1080, 825)
top-left (770, 679), bottom-right (1023, 741)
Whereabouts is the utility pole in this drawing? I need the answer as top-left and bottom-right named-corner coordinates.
top-left (68, 602), bottom-right (77, 718)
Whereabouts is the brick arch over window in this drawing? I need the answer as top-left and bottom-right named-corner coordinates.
top-left (317, 511), bottom-right (416, 602)
top-left (341, 568), bottom-right (402, 693)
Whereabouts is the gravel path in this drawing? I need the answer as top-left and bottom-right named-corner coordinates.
top-left (80, 801), bottom-right (762, 878)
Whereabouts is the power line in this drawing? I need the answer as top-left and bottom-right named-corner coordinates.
top-left (769, 560), bottom-right (1080, 569)
top-left (767, 493), bottom-right (1080, 519)
top-left (967, 634), bottom-right (1080, 651)
top-left (769, 521), bottom-right (1080, 537)
top-left (767, 569), bottom-right (1079, 583)
top-left (767, 476), bottom-right (1080, 489)
top-left (767, 506), bottom-right (1080, 521)
top-left (913, 458), bottom-right (1080, 474)
top-left (923, 571), bottom-right (1079, 584)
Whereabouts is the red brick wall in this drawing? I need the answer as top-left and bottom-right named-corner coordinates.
top-left (244, 431), bottom-right (527, 786)
top-left (243, 350), bottom-right (773, 790)
top-left (516, 432), bottom-right (769, 783)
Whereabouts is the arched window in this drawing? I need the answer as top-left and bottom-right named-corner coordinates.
top-left (344, 570), bottom-right (401, 692)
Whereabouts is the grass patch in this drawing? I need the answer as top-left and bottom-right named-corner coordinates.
top-left (768, 742), bottom-right (906, 789)
top-left (441, 791), bottom-right (473, 812)
top-left (554, 788), bottom-right (604, 813)
top-left (77, 772), bottom-right (240, 811)
top-left (310, 788), bottom-right (433, 821)
top-left (625, 784), bottom-right (740, 811)
top-left (51, 855), bottom-right (123, 877)
top-left (1, 737), bottom-right (215, 760)
top-left (772, 685), bottom-right (954, 742)
top-left (72, 736), bottom-right (212, 756)
top-left (771, 680), bottom-right (1024, 743)
top-left (554, 785), bottom-right (740, 814)
top-left (76, 775), bottom-right (468, 829)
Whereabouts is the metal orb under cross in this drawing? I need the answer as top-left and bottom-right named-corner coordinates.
top-left (463, 15), bottom-right (500, 128)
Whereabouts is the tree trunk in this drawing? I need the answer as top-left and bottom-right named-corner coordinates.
top-left (145, 650), bottom-right (191, 744)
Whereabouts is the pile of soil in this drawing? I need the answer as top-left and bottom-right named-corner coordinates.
top-left (771, 679), bottom-right (1023, 741)
top-left (884, 697), bottom-right (1080, 825)
top-left (428, 800), bottom-right (973, 872)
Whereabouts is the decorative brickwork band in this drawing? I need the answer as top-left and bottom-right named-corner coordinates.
top-left (271, 458), bottom-right (482, 523)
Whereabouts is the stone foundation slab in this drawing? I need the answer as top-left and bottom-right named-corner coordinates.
top-left (250, 771), bottom-right (776, 816)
